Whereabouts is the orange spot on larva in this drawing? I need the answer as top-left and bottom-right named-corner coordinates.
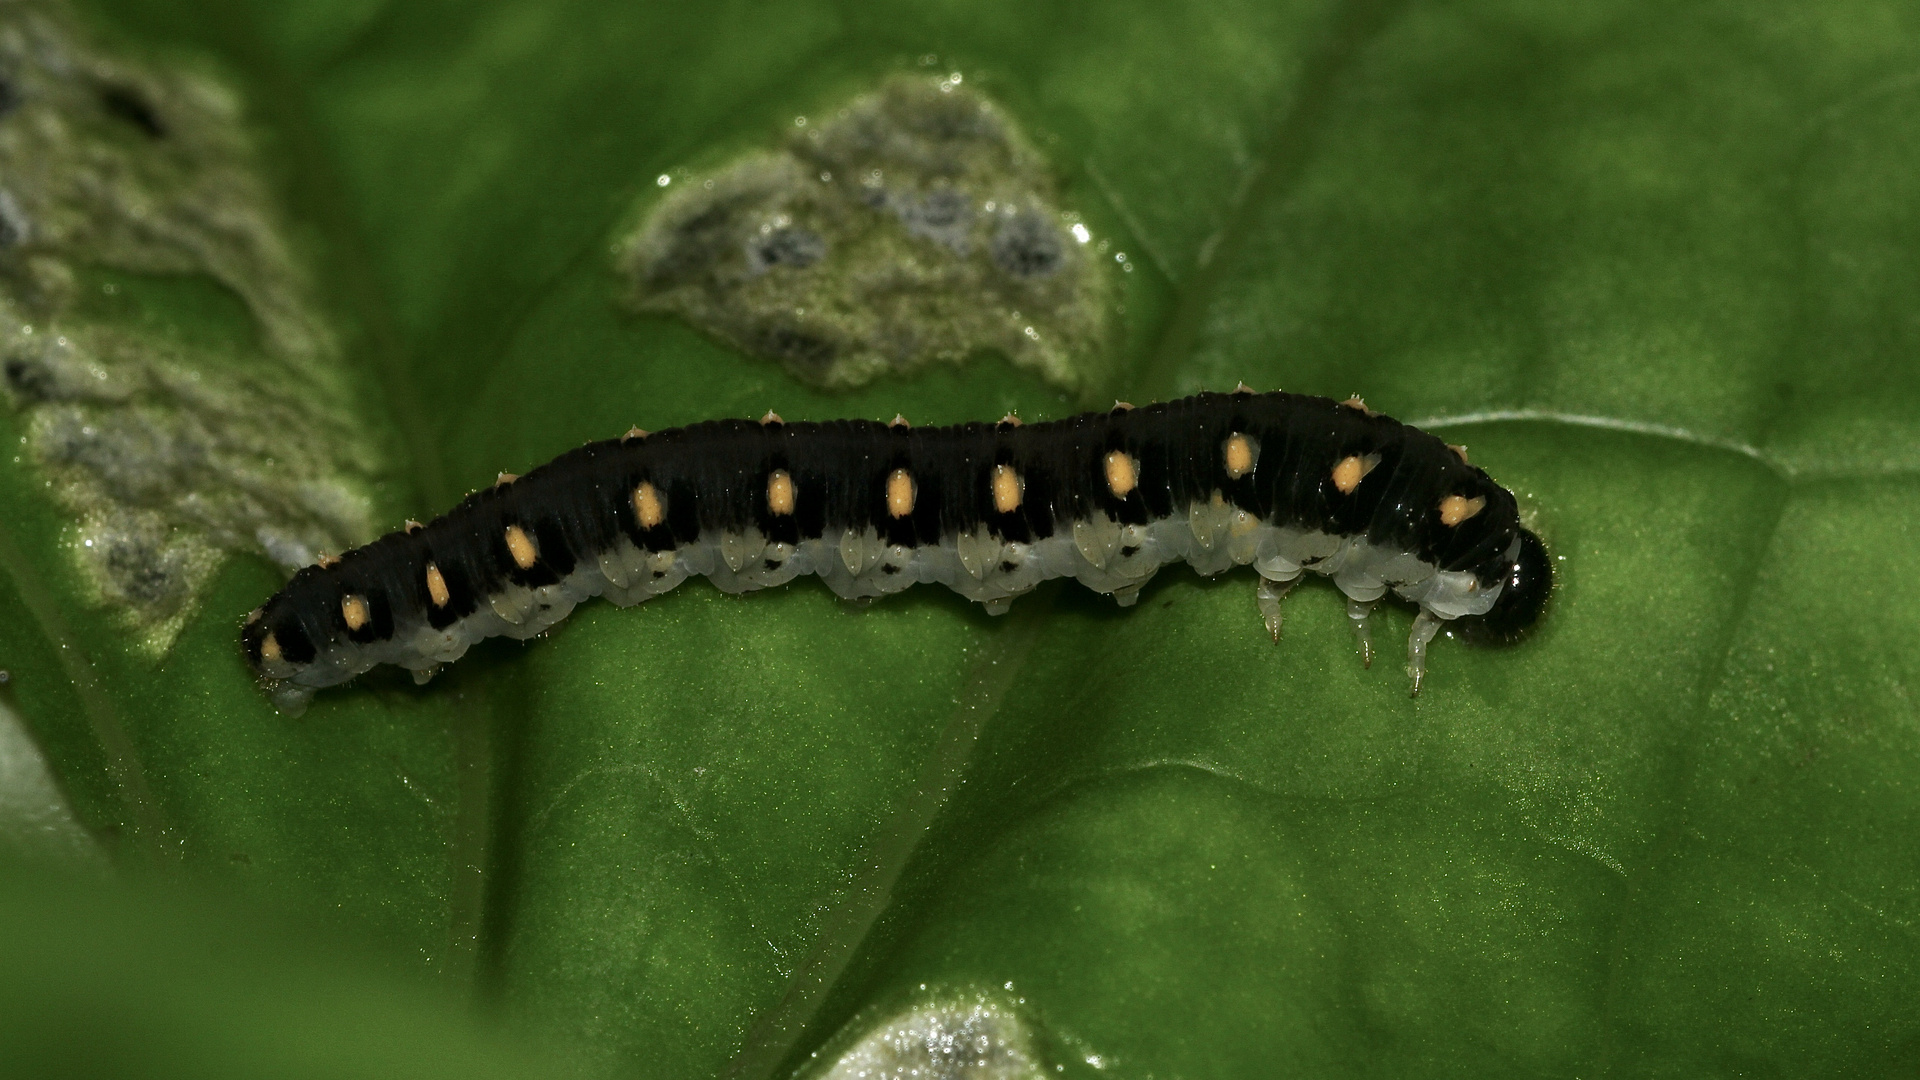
top-left (889, 414), bottom-right (911, 429)
top-left (634, 482), bottom-right (664, 529)
top-left (260, 632), bottom-right (282, 662)
top-left (425, 562), bottom-right (450, 607)
top-left (767, 470), bottom-right (795, 515)
top-left (1438, 495), bottom-right (1487, 527)
top-left (1224, 434), bottom-right (1255, 480)
top-left (315, 553), bottom-right (339, 569)
top-left (1331, 454), bottom-right (1377, 494)
top-left (504, 525), bottom-right (538, 570)
top-left (887, 469), bottom-right (916, 518)
top-left (991, 464), bottom-right (1023, 514)
top-left (495, 472), bottom-right (518, 487)
top-left (760, 410), bottom-right (783, 426)
top-left (340, 594), bottom-right (369, 632)
top-left (1104, 451), bottom-right (1138, 497)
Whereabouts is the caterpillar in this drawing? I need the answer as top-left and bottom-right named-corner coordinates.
top-left (243, 388), bottom-right (1551, 713)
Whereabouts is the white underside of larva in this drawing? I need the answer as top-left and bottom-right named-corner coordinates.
top-left (274, 498), bottom-right (1512, 708)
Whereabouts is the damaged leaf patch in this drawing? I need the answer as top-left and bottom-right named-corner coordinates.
top-left (811, 994), bottom-right (1054, 1080)
top-left (0, 2), bottom-right (374, 651)
top-left (621, 73), bottom-right (1116, 391)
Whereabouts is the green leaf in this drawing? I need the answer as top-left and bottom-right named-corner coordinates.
top-left (4, 0), bottom-right (1920, 1076)
top-left (0, 863), bottom-right (563, 1080)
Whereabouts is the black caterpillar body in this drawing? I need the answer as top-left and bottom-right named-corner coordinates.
top-left (243, 389), bottom-right (1551, 712)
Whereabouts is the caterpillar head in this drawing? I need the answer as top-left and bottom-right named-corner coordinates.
top-left (1458, 528), bottom-right (1552, 645)
top-left (242, 599), bottom-right (318, 678)
top-left (241, 603), bottom-right (325, 715)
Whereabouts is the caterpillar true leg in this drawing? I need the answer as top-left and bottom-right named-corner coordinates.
top-left (1406, 609), bottom-right (1445, 696)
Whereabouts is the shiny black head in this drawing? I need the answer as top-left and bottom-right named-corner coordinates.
top-left (241, 597), bottom-right (317, 678)
top-left (1457, 528), bottom-right (1552, 645)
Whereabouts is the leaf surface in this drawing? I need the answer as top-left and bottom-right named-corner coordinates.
top-left (4, 0), bottom-right (1919, 1076)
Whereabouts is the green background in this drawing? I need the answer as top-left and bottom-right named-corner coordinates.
top-left (4, 0), bottom-right (1920, 1075)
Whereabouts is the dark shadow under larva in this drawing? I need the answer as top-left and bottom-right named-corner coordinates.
top-left (243, 389), bottom-right (1551, 713)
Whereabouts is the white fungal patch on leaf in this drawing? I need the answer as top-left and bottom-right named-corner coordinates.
top-left (816, 996), bottom-right (1050, 1080)
top-left (0, 2), bottom-right (374, 652)
top-left (621, 74), bottom-right (1114, 390)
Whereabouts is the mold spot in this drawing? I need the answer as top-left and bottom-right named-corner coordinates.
top-left (96, 82), bottom-right (164, 138)
top-left (817, 996), bottom-right (1051, 1080)
top-left (990, 209), bottom-right (1064, 278)
top-left (753, 321), bottom-right (837, 370)
top-left (0, 4), bottom-right (375, 652)
top-left (899, 185), bottom-right (973, 253)
top-left (621, 74), bottom-right (1114, 390)
top-left (3, 356), bottom-right (53, 400)
top-left (79, 511), bottom-right (215, 622)
top-left (744, 225), bottom-right (826, 274)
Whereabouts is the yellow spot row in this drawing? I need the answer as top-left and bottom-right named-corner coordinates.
top-left (613, 438), bottom-right (1271, 531)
